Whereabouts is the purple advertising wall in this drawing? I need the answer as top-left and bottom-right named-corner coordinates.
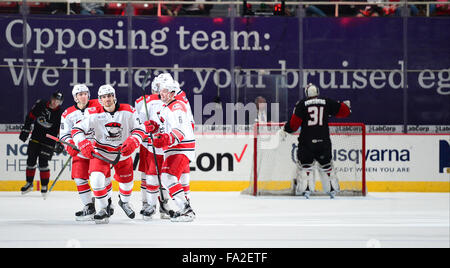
top-left (0, 15), bottom-right (449, 125)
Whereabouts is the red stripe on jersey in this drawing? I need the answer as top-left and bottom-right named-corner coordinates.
top-left (335, 102), bottom-right (351, 118)
top-left (288, 113), bottom-right (303, 132)
top-left (170, 141), bottom-right (195, 150)
top-left (28, 111), bottom-right (36, 120)
top-left (171, 128), bottom-right (185, 142)
top-left (94, 141), bottom-right (121, 152)
top-left (118, 103), bottom-right (135, 113)
top-left (167, 100), bottom-right (187, 113)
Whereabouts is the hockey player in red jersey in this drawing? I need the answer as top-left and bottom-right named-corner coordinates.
top-left (145, 80), bottom-right (196, 222)
top-left (72, 85), bottom-right (146, 224)
top-left (60, 84), bottom-right (113, 221)
top-left (280, 83), bottom-right (351, 199)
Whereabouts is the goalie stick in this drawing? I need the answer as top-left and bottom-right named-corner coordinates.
top-left (45, 134), bottom-right (121, 166)
top-left (141, 70), bottom-right (166, 202)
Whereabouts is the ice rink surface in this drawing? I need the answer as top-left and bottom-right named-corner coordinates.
top-left (0, 191), bottom-right (448, 248)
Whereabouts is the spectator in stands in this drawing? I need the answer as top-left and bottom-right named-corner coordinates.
top-left (80, 2), bottom-right (105, 15)
top-left (182, 0), bottom-right (212, 16)
top-left (49, 3), bottom-right (77, 15)
top-left (356, 0), bottom-right (385, 16)
top-left (431, 0), bottom-right (450, 16)
top-left (161, 1), bottom-right (183, 16)
top-left (255, 96), bottom-right (268, 123)
top-left (304, 0), bottom-right (334, 17)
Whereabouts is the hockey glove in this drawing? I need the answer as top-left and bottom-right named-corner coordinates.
top-left (54, 142), bottom-right (65, 155)
top-left (153, 133), bottom-right (175, 148)
top-left (144, 120), bottom-right (159, 134)
top-left (121, 136), bottom-right (140, 157)
top-left (78, 139), bottom-right (94, 159)
top-left (19, 127), bottom-right (30, 142)
top-left (66, 140), bottom-right (79, 157)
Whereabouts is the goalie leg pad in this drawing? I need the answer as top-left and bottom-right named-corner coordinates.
top-left (318, 162), bottom-right (340, 193)
top-left (295, 162), bottom-right (315, 194)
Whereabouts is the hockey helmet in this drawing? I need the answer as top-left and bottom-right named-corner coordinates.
top-left (304, 83), bottom-right (319, 98)
top-left (98, 84), bottom-right (117, 105)
top-left (157, 72), bottom-right (174, 82)
top-left (72, 84), bottom-right (90, 102)
top-left (51, 90), bottom-right (64, 105)
top-left (151, 76), bottom-right (162, 94)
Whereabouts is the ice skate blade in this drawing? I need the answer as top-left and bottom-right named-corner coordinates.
top-left (94, 218), bottom-right (109, 224)
top-left (160, 213), bottom-right (171, 220)
top-left (76, 215), bottom-right (95, 222)
top-left (21, 188), bottom-right (33, 195)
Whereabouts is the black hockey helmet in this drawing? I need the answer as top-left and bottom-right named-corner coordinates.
top-left (51, 90), bottom-right (64, 104)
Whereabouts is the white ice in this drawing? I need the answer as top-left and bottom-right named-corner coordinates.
top-left (0, 191), bottom-right (448, 248)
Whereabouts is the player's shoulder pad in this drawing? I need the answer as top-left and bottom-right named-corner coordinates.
top-left (149, 94), bottom-right (160, 102)
top-left (118, 103), bottom-right (136, 113)
top-left (88, 99), bottom-right (102, 108)
top-left (168, 100), bottom-right (187, 113)
top-left (135, 95), bottom-right (145, 104)
top-left (62, 105), bottom-right (77, 118)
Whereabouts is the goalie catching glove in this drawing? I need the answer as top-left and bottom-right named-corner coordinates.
top-left (121, 136), bottom-right (140, 157)
top-left (153, 133), bottom-right (175, 148)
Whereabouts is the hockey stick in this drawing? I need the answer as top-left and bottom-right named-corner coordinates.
top-left (47, 156), bottom-right (72, 195)
top-left (45, 134), bottom-right (121, 166)
top-left (141, 70), bottom-right (166, 202)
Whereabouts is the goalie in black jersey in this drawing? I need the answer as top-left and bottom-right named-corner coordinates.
top-left (19, 91), bottom-right (64, 198)
top-left (280, 83), bottom-right (351, 198)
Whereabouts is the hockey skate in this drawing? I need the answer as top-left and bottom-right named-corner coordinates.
top-left (328, 189), bottom-right (337, 199)
top-left (20, 182), bottom-right (33, 195)
top-left (107, 197), bottom-right (114, 216)
top-left (75, 202), bottom-right (95, 221)
top-left (94, 208), bottom-right (109, 224)
top-left (159, 198), bottom-right (173, 219)
top-left (140, 201), bottom-right (149, 217)
top-left (41, 185), bottom-right (48, 200)
top-left (142, 205), bottom-right (156, 221)
top-left (118, 196), bottom-right (135, 219)
top-left (170, 202), bottom-right (196, 222)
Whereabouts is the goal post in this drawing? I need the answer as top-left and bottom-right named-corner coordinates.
top-left (242, 122), bottom-right (367, 197)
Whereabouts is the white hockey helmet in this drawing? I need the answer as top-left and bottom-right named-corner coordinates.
top-left (173, 80), bottom-right (182, 95)
top-left (72, 84), bottom-right (90, 102)
top-left (151, 76), bottom-right (162, 94)
top-left (98, 84), bottom-right (117, 105)
top-left (304, 83), bottom-right (319, 98)
top-left (157, 72), bottom-right (174, 82)
top-left (159, 80), bottom-right (178, 93)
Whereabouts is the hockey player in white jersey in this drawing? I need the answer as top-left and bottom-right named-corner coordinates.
top-left (60, 84), bottom-right (114, 221)
top-left (156, 73), bottom-right (195, 201)
top-left (145, 80), bottom-right (196, 222)
top-left (72, 85), bottom-right (146, 224)
top-left (135, 76), bottom-right (171, 220)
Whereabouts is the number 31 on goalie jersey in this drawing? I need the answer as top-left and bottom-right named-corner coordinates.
top-left (307, 106), bottom-right (324, 126)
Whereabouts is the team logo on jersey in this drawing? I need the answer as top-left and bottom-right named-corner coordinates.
top-left (105, 122), bottom-right (123, 139)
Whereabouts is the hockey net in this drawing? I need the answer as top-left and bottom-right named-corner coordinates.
top-left (242, 122), bottom-right (366, 196)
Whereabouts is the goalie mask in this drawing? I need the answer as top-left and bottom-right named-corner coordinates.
top-left (304, 83), bottom-right (319, 99)
top-left (72, 84), bottom-right (90, 103)
top-left (98, 84), bottom-right (117, 106)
